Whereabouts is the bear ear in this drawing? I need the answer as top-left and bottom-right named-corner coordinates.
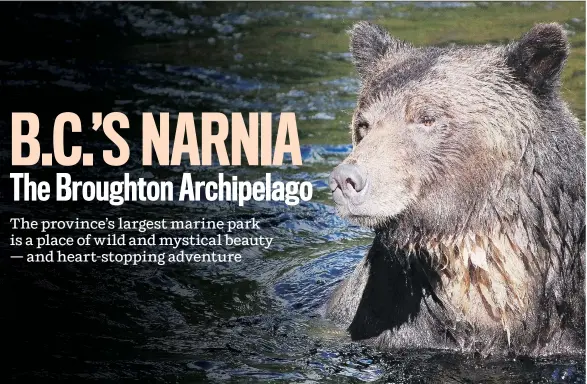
top-left (349, 21), bottom-right (411, 80)
top-left (506, 23), bottom-right (569, 94)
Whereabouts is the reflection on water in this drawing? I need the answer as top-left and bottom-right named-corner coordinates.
top-left (2, 2), bottom-right (585, 383)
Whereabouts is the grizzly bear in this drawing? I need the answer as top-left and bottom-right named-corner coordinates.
top-left (327, 22), bottom-right (585, 356)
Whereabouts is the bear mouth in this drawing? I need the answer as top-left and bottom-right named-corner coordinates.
top-left (340, 212), bottom-right (397, 230)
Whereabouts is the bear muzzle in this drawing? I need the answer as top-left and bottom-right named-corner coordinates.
top-left (329, 163), bottom-right (369, 208)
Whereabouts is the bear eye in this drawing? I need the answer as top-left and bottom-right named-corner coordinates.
top-left (420, 117), bottom-right (435, 127)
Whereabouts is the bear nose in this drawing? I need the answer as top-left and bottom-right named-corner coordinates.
top-left (330, 164), bottom-right (367, 194)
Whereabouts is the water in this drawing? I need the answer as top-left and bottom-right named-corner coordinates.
top-left (2, 2), bottom-right (585, 382)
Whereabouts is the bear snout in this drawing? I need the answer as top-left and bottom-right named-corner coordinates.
top-left (329, 164), bottom-right (369, 206)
